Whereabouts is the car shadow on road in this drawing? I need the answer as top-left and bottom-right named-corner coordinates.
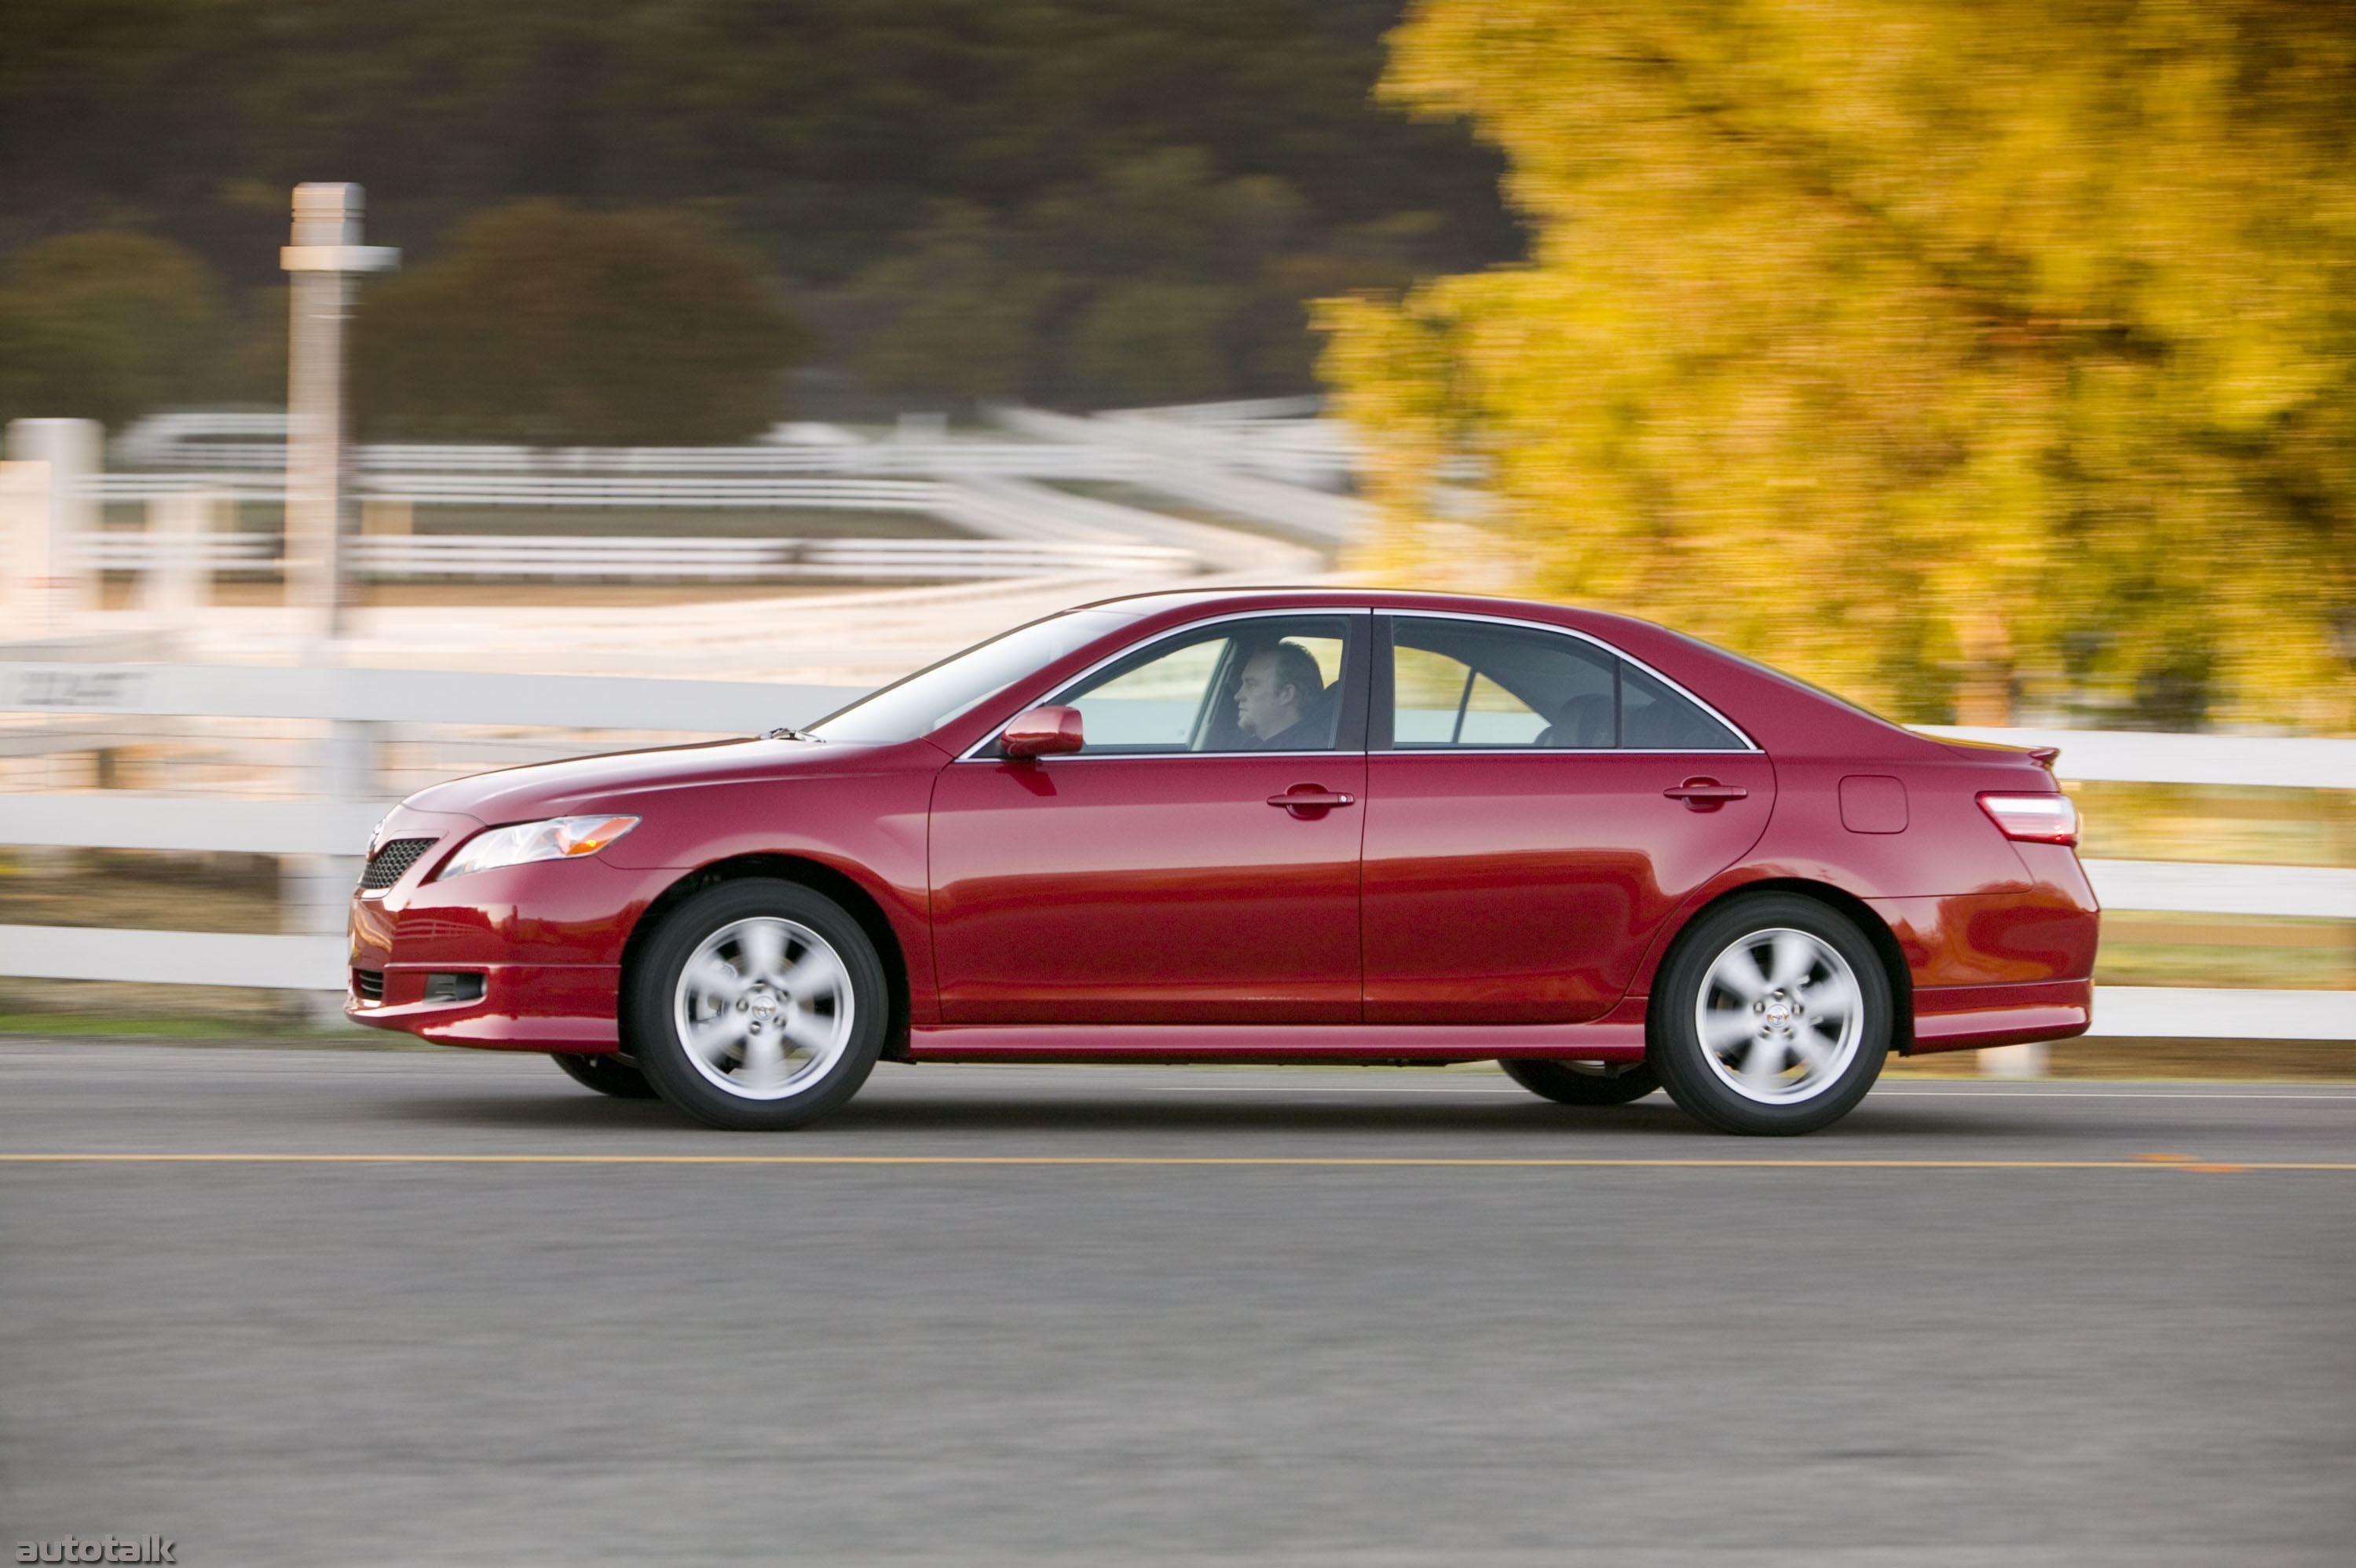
top-left (368, 1083), bottom-right (2025, 1142)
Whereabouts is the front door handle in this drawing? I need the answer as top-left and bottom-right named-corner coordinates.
top-left (1268, 786), bottom-right (1357, 815)
top-left (1663, 778), bottom-right (1748, 810)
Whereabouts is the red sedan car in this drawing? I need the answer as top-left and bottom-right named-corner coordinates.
top-left (348, 589), bottom-right (2097, 1135)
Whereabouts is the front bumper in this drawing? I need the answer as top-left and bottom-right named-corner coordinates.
top-left (348, 961), bottom-right (626, 1051)
top-left (346, 809), bottom-right (673, 1053)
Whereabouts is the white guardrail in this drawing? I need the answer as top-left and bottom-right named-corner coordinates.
top-left (1, 663), bottom-right (2351, 1042)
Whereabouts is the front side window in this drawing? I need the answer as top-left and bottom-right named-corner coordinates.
top-left (1388, 616), bottom-right (1745, 751)
top-left (1043, 615), bottom-right (1354, 755)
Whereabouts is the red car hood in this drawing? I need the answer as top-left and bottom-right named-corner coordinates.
top-left (401, 736), bottom-right (937, 826)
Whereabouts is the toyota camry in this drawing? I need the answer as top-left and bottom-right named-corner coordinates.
top-left (347, 589), bottom-right (2098, 1135)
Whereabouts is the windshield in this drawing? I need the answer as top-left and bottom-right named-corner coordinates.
top-left (807, 608), bottom-right (1140, 744)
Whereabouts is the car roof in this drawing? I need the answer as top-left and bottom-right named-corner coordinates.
top-left (1071, 586), bottom-right (1942, 759)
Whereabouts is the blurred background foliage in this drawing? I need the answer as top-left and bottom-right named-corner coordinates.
top-left (0, 0), bottom-right (1516, 428)
top-left (351, 202), bottom-right (806, 444)
top-left (0, 232), bottom-right (229, 428)
top-left (1320, 0), bottom-right (2356, 731)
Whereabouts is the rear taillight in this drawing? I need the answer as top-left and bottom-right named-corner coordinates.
top-left (1977, 791), bottom-right (2078, 846)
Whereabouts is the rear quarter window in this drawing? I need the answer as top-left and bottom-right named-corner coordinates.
top-left (1621, 663), bottom-right (1746, 750)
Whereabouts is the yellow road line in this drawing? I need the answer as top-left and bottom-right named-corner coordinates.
top-left (0, 1153), bottom-right (2348, 1170)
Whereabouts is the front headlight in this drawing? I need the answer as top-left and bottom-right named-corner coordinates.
top-left (438, 815), bottom-right (640, 879)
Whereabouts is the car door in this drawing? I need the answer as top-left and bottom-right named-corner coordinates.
top-left (1361, 613), bottom-right (1775, 1024)
top-left (929, 612), bottom-right (1369, 1025)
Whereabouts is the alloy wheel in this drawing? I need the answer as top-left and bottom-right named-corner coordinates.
top-left (1692, 927), bottom-right (1865, 1106)
top-left (671, 916), bottom-right (856, 1101)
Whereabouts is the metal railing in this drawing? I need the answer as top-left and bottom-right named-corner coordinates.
top-left (0, 660), bottom-right (2348, 1044)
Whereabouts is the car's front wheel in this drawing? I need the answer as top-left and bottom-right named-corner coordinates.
top-left (1650, 894), bottom-right (1890, 1135)
top-left (1499, 1058), bottom-right (1660, 1106)
top-left (628, 879), bottom-right (887, 1131)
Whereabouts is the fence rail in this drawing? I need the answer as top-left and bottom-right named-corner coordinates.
top-left (112, 411), bottom-right (1143, 481)
top-left (75, 530), bottom-right (1194, 582)
top-left (0, 661), bottom-right (860, 731)
top-left (1, 671), bottom-right (2350, 1041)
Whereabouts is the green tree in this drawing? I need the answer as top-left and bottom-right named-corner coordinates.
top-left (0, 232), bottom-right (226, 429)
top-left (0, 3), bottom-right (1522, 418)
top-left (851, 148), bottom-right (1453, 407)
top-left (0, 1), bottom-right (1514, 283)
top-left (352, 201), bottom-right (806, 444)
top-left (1320, 0), bottom-right (2356, 730)
top-left (853, 206), bottom-right (1044, 400)
top-left (1066, 283), bottom-right (1233, 408)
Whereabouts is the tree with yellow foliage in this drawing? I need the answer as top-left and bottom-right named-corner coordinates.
top-left (1319, 0), bottom-right (2356, 729)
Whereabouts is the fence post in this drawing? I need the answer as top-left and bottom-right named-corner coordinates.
top-left (282, 717), bottom-right (381, 1025)
top-left (0, 459), bottom-right (52, 634)
top-left (282, 183), bottom-right (397, 648)
top-left (1980, 1041), bottom-right (2050, 1079)
top-left (140, 488), bottom-right (224, 618)
top-left (5, 418), bottom-right (101, 624)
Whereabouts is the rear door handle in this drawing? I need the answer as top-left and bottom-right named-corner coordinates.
top-left (1268, 788), bottom-right (1356, 813)
top-left (1663, 779), bottom-right (1748, 810)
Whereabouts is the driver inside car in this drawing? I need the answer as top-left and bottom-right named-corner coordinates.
top-left (1235, 641), bottom-right (1328, 749)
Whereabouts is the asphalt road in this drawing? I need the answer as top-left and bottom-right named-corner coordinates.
top-left (2, 1042), bottom-right (2351, 1568)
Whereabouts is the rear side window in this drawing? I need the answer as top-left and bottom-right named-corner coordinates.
top-left (1391, 618), bottom-right (1615, 747)
top-left (1386, 616), bottom-right (1745, 751)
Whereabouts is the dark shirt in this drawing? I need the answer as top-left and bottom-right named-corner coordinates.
top-left (1252, 715), bottom-right (1314, 751)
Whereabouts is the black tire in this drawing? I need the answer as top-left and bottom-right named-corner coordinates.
top-left (1500, 1058), bottom-right (1661, 1106)
top-left (627, 878), bottom-right (888, 1131)
top-left (551, 1051), bottom-right (660, 1099)
top-left (1649, 893), bottom-right (1891, 1136)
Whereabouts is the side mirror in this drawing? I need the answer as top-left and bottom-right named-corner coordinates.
top-left (1001, 704), bottom-right (1085, 759)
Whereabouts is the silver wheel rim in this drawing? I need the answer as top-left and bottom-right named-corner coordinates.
top-left (1694, 927), bottom-right (1864, 1106)
top-left (672, 917), bottom-right (854, 1101)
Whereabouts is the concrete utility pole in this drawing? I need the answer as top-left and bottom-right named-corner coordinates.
top-left (281, 183), bottom-right (397, 646)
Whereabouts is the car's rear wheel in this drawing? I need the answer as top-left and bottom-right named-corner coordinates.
top-left (1499, 1058), bottom-right (1660, 1106)
top-left (1650, 893), bottom-right (1890, 1135)
top-left (628, 879), bottom-right (887, 1131)
top-left (551, 1051), bottom-right (658, 1099)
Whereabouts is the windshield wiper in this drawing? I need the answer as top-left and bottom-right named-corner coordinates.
top-left (765, 726), bottom-right (824, 743)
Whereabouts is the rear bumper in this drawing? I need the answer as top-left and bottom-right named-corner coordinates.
top-left (1907, 979), bottom-right (2092, 1054)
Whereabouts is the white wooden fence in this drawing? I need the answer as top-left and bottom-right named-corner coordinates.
top-left (77, 530), bottom-right (1193, 582)
top-left (0, 661), bottom-right (2348, 1044)
top-left (115, 411), bottom-right (1142, 480)
top-left (101, 405), bottom-right (1370, 548)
